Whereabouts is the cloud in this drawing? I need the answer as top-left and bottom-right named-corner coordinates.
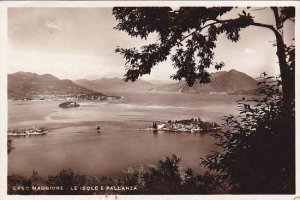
top-left (244, 48), bottom-right (256, 54)
top-left (44, 19), bottom-right (62, 30)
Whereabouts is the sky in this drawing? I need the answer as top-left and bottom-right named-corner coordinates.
top-left (7, 7), bottom-right (295, 81)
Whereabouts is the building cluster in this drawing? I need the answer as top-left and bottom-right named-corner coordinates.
top-left (151, 118), bottom-right (221, 133)
top-left (59, 101), bottom-right (80, 108)
top-left (13, 93), bottom-right (123, 101)
top-left (77, 93), bottom-right (122, 101)
top-left (8, 127), bottom-right (48, 136)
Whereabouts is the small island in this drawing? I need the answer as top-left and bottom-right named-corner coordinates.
top-left (145, 117), bottom-right (221, 133)
top-left (59, 101), bottom-right (80, 108)
top-left (8, 127), bottom-right (48, 137)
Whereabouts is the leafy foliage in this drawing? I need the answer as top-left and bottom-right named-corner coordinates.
top-left (7, 174), bottom-right (32, 195)
top-left (113, 7), bottom-right (255, 86)
top-left (113, 7), bottom-right (295, 194)
top-left (284, 42), bottom-right (295, 110)
top-left (142, 155), bottom-right (182, 194)
top-left (113, 7), bottom-right (294, 88)
top-left (47, 169), bottom-right (88, 194)
top-left (8, 155), bottom-right (225, 195)
top-left (201, 74), bottom-right (295, 194)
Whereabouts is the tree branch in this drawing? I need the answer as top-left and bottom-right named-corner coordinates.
top-left (251, 7), bottom-right (267, 12)
top-left (177, 19), bottom-right (234, 44)
top-left (250, 22), bottom-right (275, 30)
top-left (249, 22), bottom-right (281, 37)
top-left (175, 18), bottom-right (281, 53)
top-left (271, 7), bottom-right (282, 29)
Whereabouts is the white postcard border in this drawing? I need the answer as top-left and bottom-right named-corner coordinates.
top-left (0, 1), bottom-right (299, 200)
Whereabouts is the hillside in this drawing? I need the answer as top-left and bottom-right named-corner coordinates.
top-left (152, 69), bottom-right (258, 94)
top-left (74, 77), bottom-right (155, 92)
top-left (8, 72), bottom-right (101, 99)
top-left (210, 69), bottom-right (258, 93)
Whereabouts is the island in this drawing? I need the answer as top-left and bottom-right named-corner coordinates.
top-left (59, 101), bottom-right (80, 108)
top-left (144, 117), bottom-right (221, 133)
top-left (8, 127), bottom-right (48, 137)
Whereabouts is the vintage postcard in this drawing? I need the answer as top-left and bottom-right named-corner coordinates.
top-left (0, 1), bottom-right (299, 200)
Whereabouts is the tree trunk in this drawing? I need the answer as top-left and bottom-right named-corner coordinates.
top-left (273, 30), bottom-right (294, 114)
top-left (273, 29), bottom-right (295, 194)
top-left (269, 7), bottom-right (295, 114)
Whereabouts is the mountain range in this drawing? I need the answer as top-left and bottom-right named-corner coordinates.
top-left (152, 69), bottom-right (258, 94)
top-left (8, 72), bottom-right (98, 99)
top-left (74, 77), bottom-right (156, 92)
top-left (8, 69), bottom-right (258, 99)
top-left (75, 69), bottom-right (258, 95)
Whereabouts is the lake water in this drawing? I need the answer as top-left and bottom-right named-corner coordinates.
top-left (8, 92), bottom-right (241, 177)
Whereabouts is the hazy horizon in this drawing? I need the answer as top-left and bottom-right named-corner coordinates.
top-left (8, 7), bottom-right (295, 81)
top-left (9, 68), bottom-right (259, 83)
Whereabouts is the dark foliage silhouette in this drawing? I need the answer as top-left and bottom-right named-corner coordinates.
top-left (8, 155), bottom-right (225, 195)
top-left (201, 75), bottom-right (295, 193)
top-left (113, 7), bottom-right (294, 111)
top-left (113, 7), bottom-right (295, 194)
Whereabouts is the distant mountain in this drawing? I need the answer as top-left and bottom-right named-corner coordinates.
top-left (8, 72), bottom-right (100, 99)
top-left (146, 79), bottom-right (174, 85)
top-left (151, 69), bottom-right (258, 94)
top-left (74, 77), bottom-right (155, 92)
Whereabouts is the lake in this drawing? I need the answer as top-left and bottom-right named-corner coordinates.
top-left (8, 92), bottom-right (241, 177)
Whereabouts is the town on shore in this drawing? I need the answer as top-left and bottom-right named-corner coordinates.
top-left (10, 92), bottom-right (123, 101)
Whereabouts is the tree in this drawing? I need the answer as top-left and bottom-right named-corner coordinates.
top-left (113, 7), bottom-right (295, 112)
top-left (47, 168), bottom-right (87, 195)
top-left (113, 7), bottom-right (295, 194)
top-left (201, 75), bottom-right (295, 193)
top-left (8, 155), bottom-right (225, 195)
top-left (143, 154), bottom-right (182, 194)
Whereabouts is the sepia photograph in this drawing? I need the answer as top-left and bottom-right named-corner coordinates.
top-left (0, 1), bottom-right (298, 198)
